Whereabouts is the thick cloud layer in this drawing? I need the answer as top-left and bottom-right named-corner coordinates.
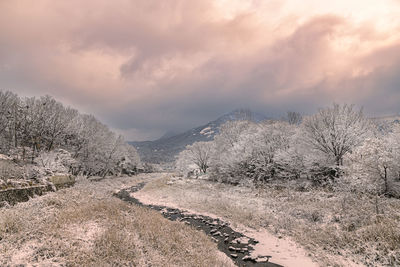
top-left (1, 0), bottom-right (400, 140)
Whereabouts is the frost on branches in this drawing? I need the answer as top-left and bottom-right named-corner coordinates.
top-left (176, 141), bottom-right (214, 177)
top-left (345, 129), bottom-right (400, 195)
top-left (0, 90), bottom-right (141, 180)
top-left (301, 104), bottom-right (370, 167)
top-left (174, 103), bottom-right (400, 197)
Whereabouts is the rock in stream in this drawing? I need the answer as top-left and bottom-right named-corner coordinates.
top-left (114, 182), bottom-right (283, 267)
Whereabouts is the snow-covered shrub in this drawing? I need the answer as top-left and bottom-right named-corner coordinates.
top-left (23, 164), bottom-right (47, 180)
top-left (7, 147), bottom-right (34, 162)
top-left (245, 121), bottom-right (295, 183)
top-left (208, 120), bottom-right (256, 183)
top-left (117, 144), bottom-right (142, 175)
top-left (208, 120), bottom-right (297, 184)
top-left (34, 149), bottom-right (77, 175)
top-left (175, 149), bottom-right (198, 177)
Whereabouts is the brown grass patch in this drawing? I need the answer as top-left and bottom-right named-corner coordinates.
top-left (0, 174), bottom-right (233, 266)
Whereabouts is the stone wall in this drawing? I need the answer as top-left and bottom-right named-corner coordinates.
top-left (0, 185), bottom-right (53, 206)
top-left (0, 175), bottom-right (76, 207)
top-left (48, 175), bottom-right (76, 190)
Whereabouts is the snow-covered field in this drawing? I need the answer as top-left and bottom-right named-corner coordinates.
top-left (1, 168), bottom-right (399, 266)
top-left (136, 174), bottom-right (400, 266)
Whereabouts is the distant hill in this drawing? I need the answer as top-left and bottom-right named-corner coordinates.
top-left (129, 109), bottom-right (268, 163)
top-left (370, 114), bottom-right (400, 132)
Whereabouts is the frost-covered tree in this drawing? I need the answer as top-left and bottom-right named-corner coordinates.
top-left (243, 121), bottom-right (295, 182)
top-left (347, 137), bottom-right (393, 194)
top-left (208, 120), bottom-right (296, 183)
top-left (208, 120), bottom-right (254, 183)
top-left (0, 90), bottom-right (140, 178)
top-left (175, 149), bottom-right (198, 176)
top-left (389, 124), bottom-right (400, 178)
top-left (0, 91), bottom-right (19, 151)
top-left (183, 141), bottom-right (214, 174)
top-left (274, 128), bottom-right (306, 179)
top-left (301, 104), bottom-right (370, 167)
top-left (287, 111), bottom-right (302, 125)
top-left (118, 143), bottom-right (141, 175)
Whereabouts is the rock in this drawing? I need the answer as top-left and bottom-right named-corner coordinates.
top-left (228, 246), bottom-right (236, 251)
top-left (256, 256), bottom-right (272, 263)
top-left (234, 237), bottom-right (250, 245)
top-left (242, 255), bottom-right (255, 261)
top-left (230, 254), bottom-right (238, 258)
top-left (212, 231), bottom-right (222, 236)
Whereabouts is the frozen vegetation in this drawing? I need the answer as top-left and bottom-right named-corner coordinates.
top-left (174, 103), bottom-right (400, 266)
top-left (2, 95), bottom-right (400, 266)
top-left (177, 104), bottom-right (400, 197)
top-left (0, 90), bottom-right (141, 190)
top-left (0, 174), bottom-right (232, 266)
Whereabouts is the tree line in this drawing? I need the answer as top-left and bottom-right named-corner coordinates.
top-left (0, 91), bottom-right (140, 177)
top-left (177, 104), bottom-right (400, 196)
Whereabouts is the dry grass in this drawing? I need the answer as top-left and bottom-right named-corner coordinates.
top-left (0, 159), bottom-right (24, 181)
top-left (138, 175), bottom-right (400, 266)
top-left (0, 174), bottom-right (233, 266)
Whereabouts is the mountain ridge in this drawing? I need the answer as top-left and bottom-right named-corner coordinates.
top-left (129, 109), bottom-right (268, 163)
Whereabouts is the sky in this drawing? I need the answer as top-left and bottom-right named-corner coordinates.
top-left (1, 0), bottom-right (400, 141)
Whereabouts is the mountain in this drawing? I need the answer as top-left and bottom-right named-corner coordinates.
top-left (370, 114), bottom-right (400, 132)
top-left (129, 109), bottom-right (268, 163)
top-left (158, 131), bottom-right (180, 140)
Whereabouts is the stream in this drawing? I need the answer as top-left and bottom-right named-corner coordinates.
top-left (114, 182), bottom-right (283, 267)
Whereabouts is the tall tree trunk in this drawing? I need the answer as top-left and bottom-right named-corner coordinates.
top-left (383, 166), bottom-right (388, 194)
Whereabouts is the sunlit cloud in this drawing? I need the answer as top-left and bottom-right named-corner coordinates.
top-left (1, 0), bottom-right (400, 140)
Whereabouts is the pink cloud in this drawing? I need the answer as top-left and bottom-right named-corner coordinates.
top-left (1, 0), bottom-right (400, 140)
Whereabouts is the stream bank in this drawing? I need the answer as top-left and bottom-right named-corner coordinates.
top-left (114, 182), bottom-right (283, 267)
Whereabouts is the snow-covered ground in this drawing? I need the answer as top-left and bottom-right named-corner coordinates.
top-left (135, 174), bottom-right (400, 266)
top-left (0, 174), bottom-right (233, 266)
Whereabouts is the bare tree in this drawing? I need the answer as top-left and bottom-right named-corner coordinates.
top-left (287, 111), bottom-right (302, 125)
top-left (185, 141), bottom-right (214, 174)
top-left (348, 137), bottom-right (392, 195)
top-left (302, 104), bottom-right (370, 166)
top-left (0, 90), bottom-right (141, 177)
top-left (0, 91), bottom-right (19, 150)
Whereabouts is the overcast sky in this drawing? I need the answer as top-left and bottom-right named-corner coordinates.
top-left (1, 0), bottom-right (400, 141)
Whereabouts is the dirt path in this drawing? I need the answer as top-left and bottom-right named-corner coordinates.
top-left (114, 182), bottom-right (283, 267)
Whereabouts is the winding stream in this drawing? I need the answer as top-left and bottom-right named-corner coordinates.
top-left (114, 182), bottom-right (283, 267)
